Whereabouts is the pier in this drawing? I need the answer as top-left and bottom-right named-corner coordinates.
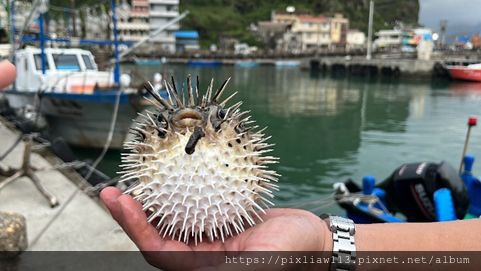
top-left (299, 56), bottom-right (442, 79)
top-left (130, 49), bottom-right (481, 80)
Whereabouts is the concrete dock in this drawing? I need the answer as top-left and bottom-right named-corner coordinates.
top-left (0, 119), bottom-right (159, 269)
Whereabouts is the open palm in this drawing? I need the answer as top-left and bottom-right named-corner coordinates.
top-left (101, 187), bottom-right (330, 271)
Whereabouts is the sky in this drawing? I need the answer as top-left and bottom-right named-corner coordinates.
top-left (419, 0), bottom-right (480, 30)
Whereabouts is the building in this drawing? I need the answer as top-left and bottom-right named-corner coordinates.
top-left (329, 13), bottom-right (349, 49)
top-left (373, 29), bottom-right (402, 50)
top-left (346, 29), bottom-right (365, 51)
top-left (118, 0), bottom-right (150, 43)
top-left (257, 21), bottom-right (292, 50)
top-left (290, 15), bottom-right (330, 51)
top-left (257, 9), bottom-right (355, 53)
top-left (175, 30), bottom-right (199, 51)
top-left (148, 0), bottom-right (180, 53)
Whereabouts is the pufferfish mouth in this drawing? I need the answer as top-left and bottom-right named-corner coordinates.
top-left (172, 108), bottom-right (204, 128)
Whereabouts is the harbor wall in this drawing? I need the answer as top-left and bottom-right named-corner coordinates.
top-left (300, 57), bottom-right (442, 79)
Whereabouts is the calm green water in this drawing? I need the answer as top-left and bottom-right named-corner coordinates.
top-left (75, 64), bottom-right (481, 215)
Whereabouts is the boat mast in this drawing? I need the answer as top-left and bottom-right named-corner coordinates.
top-left (366, 0), bottom-right (374, 60)
top-left (39, 10), bottom-right (46, 74)
top-left (110, 0), bottom-right (120, 84)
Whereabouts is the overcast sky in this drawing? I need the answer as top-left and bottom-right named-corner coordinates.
top-left (419, 0), bottom-right (480, 29)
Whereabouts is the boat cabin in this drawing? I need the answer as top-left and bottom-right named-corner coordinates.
top-left (14, 48), bottom-right (114, 93)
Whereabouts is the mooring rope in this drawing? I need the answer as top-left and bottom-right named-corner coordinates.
top-left (27, 87), bottom-right (123, 250)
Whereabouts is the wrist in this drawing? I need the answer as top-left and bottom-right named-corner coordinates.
top-left (320, 218), bottom-right (334, 252)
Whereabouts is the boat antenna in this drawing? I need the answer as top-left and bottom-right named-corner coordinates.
top-left (459, 117), bottom-right (477, 174)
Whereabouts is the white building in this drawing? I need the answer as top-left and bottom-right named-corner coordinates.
top-left (148, 0), bottom-right (180, 53)
top-left (373, 29), bottom-right (402, 50)
top-left (346, 29), bottom-right (365, 50)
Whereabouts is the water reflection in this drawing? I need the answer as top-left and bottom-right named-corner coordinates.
top-left (449, 82), bottom-right (481, 97)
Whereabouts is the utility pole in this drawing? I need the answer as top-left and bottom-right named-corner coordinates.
top-left (70, 0), bottom-right (76, 37)
top-left (366, 0), bottom-right (374, 60)
top-left (439, 20), bottom-right (447, 48)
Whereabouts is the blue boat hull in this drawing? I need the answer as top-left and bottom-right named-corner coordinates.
top-left (188, 60), bottom-right (222, 66)
top-left (236, 61), bottom-right (260, 67)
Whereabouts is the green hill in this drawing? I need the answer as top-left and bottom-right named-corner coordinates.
top-left (179, 0), bottom-right (420, 48)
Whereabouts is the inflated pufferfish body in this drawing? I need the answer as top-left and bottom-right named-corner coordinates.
top-left (119, 76), bottom-right (279, 245)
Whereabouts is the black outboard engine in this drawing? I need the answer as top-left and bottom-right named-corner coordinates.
top-left (376, 161), bottom-right (470, 222)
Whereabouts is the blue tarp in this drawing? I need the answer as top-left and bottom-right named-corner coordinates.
top-left (456, 36), bottom-right (471, 43)
top-left (175, 31), bottom-right (199, 39)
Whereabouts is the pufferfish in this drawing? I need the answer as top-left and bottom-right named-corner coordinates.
top-left (119, 76), bottom-right (279, 245)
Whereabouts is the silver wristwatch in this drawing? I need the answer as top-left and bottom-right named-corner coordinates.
top-left (320, 214), bottom-right (356, 271)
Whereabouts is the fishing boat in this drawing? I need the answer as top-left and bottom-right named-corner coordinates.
top-left (188, 59), bottom-right (222, 66)
top-left (0, 2), bottom-right (190, 149)
top-left (445, 63), bottom-right (481, 82)
top-left (2, 47), bottom-right (166, 149)
top-left (135, 59), bottom-right (162, 65)
top-left (335, 117), bottom-right (481, 223)
top-left (236, 61), bottom-right (260, 67)
top-left (274, 60), bottom-right (300, 67)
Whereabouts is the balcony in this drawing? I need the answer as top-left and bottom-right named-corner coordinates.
top-left (149, 0), bottom-right (179, 4)
top-left (149, 24), bottom-right (179, 31)
top-left (149, 10), bottom-right (179, 18)
top-left (150, 36), bottom-right (176, 43)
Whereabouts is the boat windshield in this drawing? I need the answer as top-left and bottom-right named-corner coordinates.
top-left (52, 54), bottom-right (81, 71)
top-left (81, 55), bottom-right (96, 70)
top-left (34, 54), bottom-right (50, 70)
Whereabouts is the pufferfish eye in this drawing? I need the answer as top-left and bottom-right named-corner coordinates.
top-left (218, 108), bottom-right (226, 119)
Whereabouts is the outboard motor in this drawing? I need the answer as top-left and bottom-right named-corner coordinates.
top-left (376, 161), bottom-right (470, 222)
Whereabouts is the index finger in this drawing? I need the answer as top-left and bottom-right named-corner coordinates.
top-left (0, 60), bottom-right (17, 89)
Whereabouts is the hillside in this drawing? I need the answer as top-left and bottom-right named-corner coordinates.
top-left (179, 0), bottom-right (420, 48)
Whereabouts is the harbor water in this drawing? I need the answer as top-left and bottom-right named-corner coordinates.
top-left (74, 64), bottom-right (481, 215)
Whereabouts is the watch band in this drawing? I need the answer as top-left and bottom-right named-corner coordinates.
top-left (320, 214), bottom-right (356, 271)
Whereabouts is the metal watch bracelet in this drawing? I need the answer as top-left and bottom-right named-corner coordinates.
top-left (320, 214), bottom-right (356, 271)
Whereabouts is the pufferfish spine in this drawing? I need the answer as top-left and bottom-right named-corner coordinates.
top-left (119, 76), bottom-right (279, 245)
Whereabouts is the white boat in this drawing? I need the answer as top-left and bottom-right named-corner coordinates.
top-left (2, 47), bottom-right (166, 149)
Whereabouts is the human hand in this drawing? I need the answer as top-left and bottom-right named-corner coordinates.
top-left (0, 60), bottom-right (17, 89)
top-left (100, 187), bottom-right (331, 271)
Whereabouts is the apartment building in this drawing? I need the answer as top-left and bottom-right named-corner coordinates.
top-left (148, 0), bottom-right (180, 53)
top-left (291, 15), bottom-right (330, 50)
top-left (117, 0), bottom-right (150, 42)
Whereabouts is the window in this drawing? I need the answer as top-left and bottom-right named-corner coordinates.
top-left (34, 54), bottom-right (50, 70)
top-left (82, 55), bottom-right (95, 70)
top-left (53, 54), bottom-right (80, 70)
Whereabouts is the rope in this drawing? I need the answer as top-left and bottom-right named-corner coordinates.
top-left (27, 87), bottom-right (123, 250)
